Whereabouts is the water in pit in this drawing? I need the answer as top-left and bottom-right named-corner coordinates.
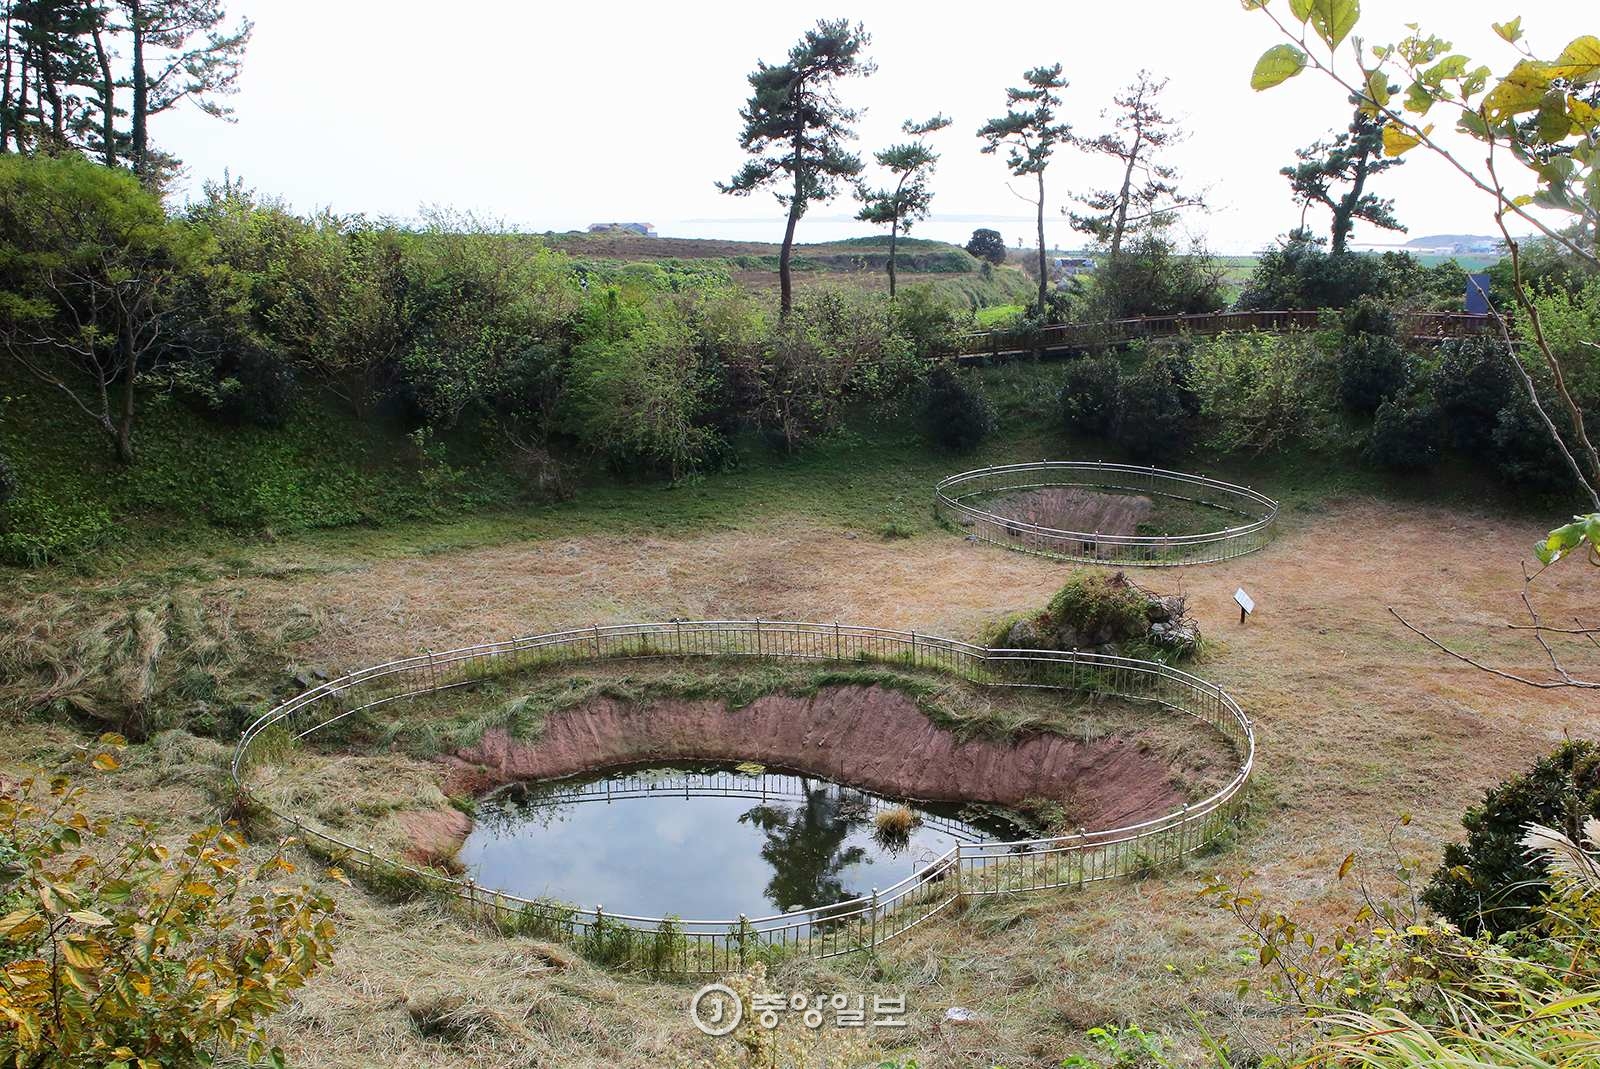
top-left (457, 762), bottom-right (1027, 919)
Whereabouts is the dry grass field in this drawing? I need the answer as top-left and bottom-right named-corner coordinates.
top-left (1, 490), bottom-right (1592, 1068)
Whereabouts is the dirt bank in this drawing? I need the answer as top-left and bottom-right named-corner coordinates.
top-left (443, 684), bottom-right (1199, 833)
top-left (983, 488), bottom-right (1154, 535)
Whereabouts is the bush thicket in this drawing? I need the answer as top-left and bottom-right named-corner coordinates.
top-left (1114, 353), bottom-right (1198, 461)
top-left (920, 363), bottom-right (996, 451)
top-left (1057, 355), bottom-right (1123, 438)
top-left (1365, 396), bottom-right (1441, 471)
top-left (1422, 740), bottom-right (1600, 936)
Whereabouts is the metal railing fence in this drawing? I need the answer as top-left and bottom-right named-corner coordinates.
top-left (232, 620), bottom-right (1253, 974)
top-left (935, 461), bottom-right (1279, 567)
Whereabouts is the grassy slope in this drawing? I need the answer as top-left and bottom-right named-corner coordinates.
top-left (0, 354), bottom-right (1547, 573)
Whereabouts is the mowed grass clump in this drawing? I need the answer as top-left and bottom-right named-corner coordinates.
top-left (0, 590), bottom-right (269, 738)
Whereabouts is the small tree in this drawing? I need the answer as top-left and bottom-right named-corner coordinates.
top-left (1068, 71), bottom-right (1207, 260)
top-left (964, 227), bottom-right (1007, 265)
top-left (977, 64), bottom-right (1072, 315)
top-left (0, 154), bottom-right (201, 462)
top-left (0, 738), bottom-right (338, 1067)
top-left (1281, 93), bottom-right (1407, 255)
top-left (855, 114), bottom-right (951, 296)
top-left (718, 19), bottom-right (874, 318)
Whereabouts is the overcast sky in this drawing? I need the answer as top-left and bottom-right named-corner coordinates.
top-left (154, 1), bottom-right (1573, 254)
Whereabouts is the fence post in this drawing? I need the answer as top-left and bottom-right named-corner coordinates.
top-left (910, 630), bottom-right (917, 668)
top-left (834, 621), bottom-right (841, 662)
top-left (425, 647), bottom-right (436, 690)
top-left (952, 842), bottom-right (963, 899)
top-left (869, 888), bottom-right (878, 948)
top-left (592, 624), bottom-right (601, 660)
top-left (738, 914), bottom-right (747, 970)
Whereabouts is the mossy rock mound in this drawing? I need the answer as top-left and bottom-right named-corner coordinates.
top-left (989, 571), bottom-right (1199, 658)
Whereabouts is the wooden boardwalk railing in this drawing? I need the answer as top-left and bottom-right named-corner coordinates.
top-left (952, 309), bottom-right (1497, 361)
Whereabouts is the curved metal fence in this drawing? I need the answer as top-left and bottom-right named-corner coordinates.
top-left (232, 620), bottom-right (1254, 974)
top-left (935, 461), bottom-right (1279, 567)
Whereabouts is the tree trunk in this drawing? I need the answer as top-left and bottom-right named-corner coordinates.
top-left (887, 219), bottom-right (898, 298)
top-left (1333, 151), bottom-right (1369, 257)
top-left (1035, 169), bottom-right (1048, 315)
top-left (779, 200), bottom-right (799, 319)
top-left (1110, 131), bottom-right (1143, 261)
top-left (93, 25), bottom-right (115, 167)
top-left (115, 325), bottom-right (138, 464)
top-left (130, 0), bottom-right (148, 176)
top-left (2, 12), bottom-right (14, 153)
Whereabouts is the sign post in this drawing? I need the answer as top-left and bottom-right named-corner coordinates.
top-left (1234, 588), bottom-right (1255, 624)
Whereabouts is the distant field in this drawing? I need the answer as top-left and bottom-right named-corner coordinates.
top-left (545, 231), bottom-right (1035, 309)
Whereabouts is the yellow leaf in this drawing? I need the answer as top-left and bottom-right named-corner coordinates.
top-left (66, 909), bottom-right (112, 927)
top-left (1337, 853), bottom-right (1355, 880)
top-left (91, 753), bottom-right (120, 772)
top-left (184, 882), bottom-right (217, 898)
top-left (326, 867), bottom-right (350, 886)
top-left (0, 909), bottom-right (44, 940)
top-left (61, 935), bottom-right (106, 969)
top-left (1553, 35), bottom-right (1600, 83)
top-left (1382, 124), bottom-right (1423, 156)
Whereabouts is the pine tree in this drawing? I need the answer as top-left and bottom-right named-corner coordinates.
top-left (1283, 93), bottom-right (1405, 255)
top-left (718, 19), bottom-right (874, 317)
top-left (977, 64), bottom-right (1071, 315)
top-left (854, 114), bottom-right (951, 296)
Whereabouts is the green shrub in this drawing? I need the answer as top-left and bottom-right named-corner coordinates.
top-left (921, 364), bottom-right (995, 451)
top-left (563, 287), bottom-right (723, 478)
top-left (892, 284), bottom-right (970, 357)
top-left (1422, 739), bottom-right (1600, 936)
top-left (1190, 331), bottom-right (1339, 453)
top-left (1491, 393), bottom-right (1590, 495)
top-left (1058, 355), bottom-right (1122, 438)
top-left (1340, 296), bottom-right (1398, 339)
top-left (1085, 232), bottom-right (1227, 319)
top-left (1337, 334), bottom-right (1407, 414)
top-left (1433, 338), bottom-right (1515, 457)
top-left (1043, 571), bottom-right (1150, 645)
top-left (1113, 354), bottom-right (1197, 461)
top-left (1365, 396), bottom-right (1440, 471)
top-left (0, 449), bottom-right (14, 511)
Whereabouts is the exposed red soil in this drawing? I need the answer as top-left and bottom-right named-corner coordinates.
top-left (395, 807), bottom-right (471, 867)
top-left (442, 684), bottom-right (1191, 833)
top-left (984, 488), bottom-right (1155, 536)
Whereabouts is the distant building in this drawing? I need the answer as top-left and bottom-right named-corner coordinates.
top-left (587, 222), bottom-right (658, 237)
top-left (1053, 256), bottom-right (1095, 279)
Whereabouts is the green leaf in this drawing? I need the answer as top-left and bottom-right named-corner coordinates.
top-left (1365, 70), bottom-right (1391, 108)
top-left (1404, 81), bottom-right (1436, 116)
top-left (1306, 0), bottom-right (1360, 50)
top-left (1289, 0), bottom-right (1314, 20)
top-left (1251, 44), bottom-right (1309, 90)
top-left (1535, 90), bottom-right (1573, 142)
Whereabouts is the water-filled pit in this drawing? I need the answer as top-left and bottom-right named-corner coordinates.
top-left (458, 761), bottom-right (1029, 919)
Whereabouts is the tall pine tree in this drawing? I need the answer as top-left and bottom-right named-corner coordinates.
top-left (855, 114), bottom-right (951, 297)
top-left (718, 19), bottom-right (874, 317)
top-left (977, 64), bottom-right (1071, 315)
